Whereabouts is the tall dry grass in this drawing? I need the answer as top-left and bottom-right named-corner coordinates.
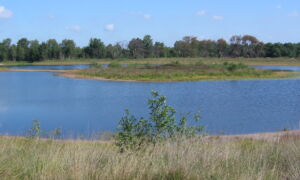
top-left (0, 136), bottom-right (299, 180)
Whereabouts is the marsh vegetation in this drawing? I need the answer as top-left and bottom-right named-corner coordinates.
top-left (75, 61), bottom-right (298, 81)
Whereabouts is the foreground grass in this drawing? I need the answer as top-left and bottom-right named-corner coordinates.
top-left (0, 135), bottom-right (299, 180)
top-left (74, 62), bottom-right (299, 82)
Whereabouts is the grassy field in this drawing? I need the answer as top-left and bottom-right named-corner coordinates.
top-left (72, 62), bottom-right (299, 82)
top-left (1, 57), bottom-right (300, 66)
top-left (0, 133), bottom-right (299, 180)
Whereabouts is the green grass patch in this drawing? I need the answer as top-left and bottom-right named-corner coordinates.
top-left (76, 61), bottom-right (300, 82)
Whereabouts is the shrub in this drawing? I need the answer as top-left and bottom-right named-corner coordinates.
top-left (90, 62), bottom-right (102, 68)
top-left (116, 91), bottom-right (204, 151)
top-left (27, 120), bottom-right (41, 138)
top-left (195, 60), bottom-right (204, 65)
top-left (223, 62), bottom-right (248, 71)
top-left (172, 60), bottom-right (181, 65)
top-left (108, 62), bottom-right (122, 68)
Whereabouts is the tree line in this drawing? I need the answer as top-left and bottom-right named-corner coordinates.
top-left (0, 35), bottom-right (300, 62)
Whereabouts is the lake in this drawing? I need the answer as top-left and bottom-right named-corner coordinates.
top-left (6, 64), bottom-right (91, 70)
top-left (253, 65), bottom-right (300, 72)
top-left (0, 65), bottom-right (300, 138)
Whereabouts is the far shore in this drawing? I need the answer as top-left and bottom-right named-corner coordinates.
top-left (1, 57), bottom-right (300, 67)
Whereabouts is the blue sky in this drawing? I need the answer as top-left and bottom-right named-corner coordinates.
top-left (0, 0), bottom-right (299, 46)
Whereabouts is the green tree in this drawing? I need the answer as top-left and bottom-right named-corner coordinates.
top-left (60, 39), bottom-right (76, 59)
top-left (28, 40), bottom-right (41, 62)
top-left (106, 43), bottom-right (122, 59)
top-left (85, 38), bottom-right (106, 58)
top-left (39, 42), bottom-right (49, 60)
top-left (0, 38), bottom-right (11, 61)
top-left (46, 39), bottom-right (60, 59)
top-left (229, 35), bottom-right (242, 57)
top-left (128, 38), bottom-right (145, 58)
top-left (8, 45), bottom-right (17, 61)
top-left (16, 38), bottom-right (30, 61)
top-left (153, 42), bottom-right (166, 57)
top-left (142, 35), bottom-right (154, 58)
top-left (216, 39), bottom-right (228, 57)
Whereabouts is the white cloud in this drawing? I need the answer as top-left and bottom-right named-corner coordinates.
top-left (212, 15), bottom-right (224, 20)
top-left (0, 6), bottom-right (13, 19)
top-left (276, 5), bottom-right (283, 9)
top-left (104, 24), bottom-right (115, 31)
top-left (289, 11), bottom-right (299, 17)
top-left (129, 11), bottom-right (152, 20)
top-left (143, 14), bottom-right (152, 19)
top-left (66, 25), bottom-right (81, 32)
top-left (196, 10), bottom-right (207, 16)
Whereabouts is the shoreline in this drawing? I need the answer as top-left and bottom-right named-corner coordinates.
top-left (60, 72), bottom-right (300, 82)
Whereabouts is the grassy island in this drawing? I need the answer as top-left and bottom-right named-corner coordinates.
top-left (70, 61), bottom-right (299, 82)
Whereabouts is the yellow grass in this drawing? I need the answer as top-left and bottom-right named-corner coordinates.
top-left (0, 133), bottom-right (299, 180)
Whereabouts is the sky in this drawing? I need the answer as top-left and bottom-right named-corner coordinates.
top-left (0, 0), bottom-right (299, 46)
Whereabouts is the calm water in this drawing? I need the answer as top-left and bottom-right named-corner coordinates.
top-left (0, 65), bottom-right (300, 138)
top-left (254, 65), bottom-right (300, 72)
top-left (6, 64), bottom-right (90, 70)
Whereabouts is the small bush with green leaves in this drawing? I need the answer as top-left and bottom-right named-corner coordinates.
top-left (116, 91), bottom-right (204, 151)
top-left (108, 62), bottom-right (122, 68)
top-left (90, 62), bottom-right (103, 68)
top-left (27, 120), bottom-right (41, 138)
top-left (223, 62), bottom-right (249, 71)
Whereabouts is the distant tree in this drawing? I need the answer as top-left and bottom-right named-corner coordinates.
top-left (281, 43), bottom-right (297, 57)
top-left (74, 47), bottom-right (84, 58)
top-left (0, 38), bottom-right (11, 61)
top-left (153, 42), bottom-right (166, 57)
top-left (296, 43), bottom-right (300, 57)
top-left (264, 43), bottom-right (282, 57)
top-left (142, 35), bottom-right (154, 58)
top-left (254, 42), bottom-right (265, 57)
top-left (60, 39), bottom-right (76, 59)
top-left (28, 40), bottom-right (41, 62)
top-left (165, 47), bottom-right (177, 57)
top-left (46, 39), bottom-right (60, 59)
top-left (216, 39), bottom-right (228, 57)
top-left (230, 35), bottom-right (243, 57)
top-left (85, 38), bottom-right (106, 58)
top-left (16, 38), bottom-right (30, 61)
top-left (1, 35), bottom-right (300, 61)
top-left (8, 45), bottom-right (17, 61)
top-left (39, 42), bottom-right (49, 60)
top-left (241, 35), bottom-right (259, 45)
top-left (174, 37), bottom-right (193, 57)
top-left (106, 43), bottom-right (122, 59)
top-left (128, 38), bottom-right (145, 58)
top-left (240, 35), bottom-right (261, 57)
